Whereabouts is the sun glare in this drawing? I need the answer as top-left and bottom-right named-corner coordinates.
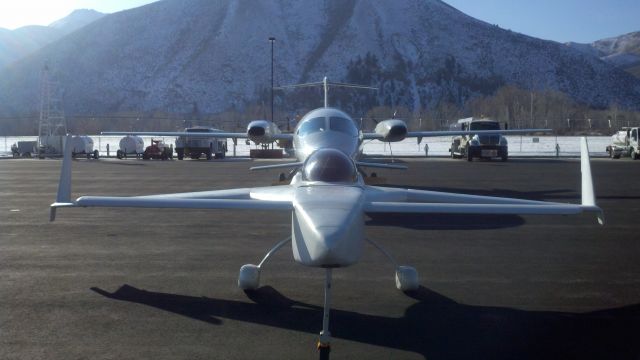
top-left (0, 0), bottom-right (157, 30)
top-left (0, 0), bottom-right (78, 29)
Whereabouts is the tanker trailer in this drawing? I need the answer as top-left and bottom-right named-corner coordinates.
top-left (117, 135), bottom-right (144, 159)
top-left (69, 135), bottom-right (99, 159)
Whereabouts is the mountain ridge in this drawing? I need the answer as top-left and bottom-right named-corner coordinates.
top-left (0, 9), bottom-right (104, 69)
top-left (566, 31), bottom-right (640, 78)
top-left (0, 0), bottom-right (638, 117)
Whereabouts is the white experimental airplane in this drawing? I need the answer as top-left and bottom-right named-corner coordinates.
top-left (51, 78), bottom-right (603, 358)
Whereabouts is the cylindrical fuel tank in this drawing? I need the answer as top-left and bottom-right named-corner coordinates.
top-left (611, 131), bottom-right (628, 146)
top-left (119, 135), bottom-right (144, 154)
top-left (69, 135), bottom-right (94, 154)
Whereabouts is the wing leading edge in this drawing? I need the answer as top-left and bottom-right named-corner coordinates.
top-left (101, 131), bottom-right (294, 141)
top-left (362, 128), bottom-right (552, 140)
top-left (49, 135), bottom-right (294, 221)
top-left (51, 135), bottom-right (602, 225)
top-left (363, 137), bottom-right (603, 224)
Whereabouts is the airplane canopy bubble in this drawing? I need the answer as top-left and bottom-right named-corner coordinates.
top-left (303, 148), bottom-right (357, 183)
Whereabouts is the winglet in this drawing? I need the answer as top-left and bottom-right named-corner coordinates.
top-left (580, 137), bottom-right (604, 225)
top-left (50, 135), bottom-right (74, 221)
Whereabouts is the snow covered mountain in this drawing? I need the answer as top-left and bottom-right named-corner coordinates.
top-left (567, 31), bottom-right (640, 78)
top-left (0, 0), bottom-right (639, 117)
top-left (49, 9), bottom-right (105, 36)
top-left (0, 9), bottom-right (104, 69)
top-left (0, 26), bottom-right (59, 69)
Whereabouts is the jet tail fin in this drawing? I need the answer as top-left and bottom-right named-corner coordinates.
top-left (50, 135), bottom-right (75, 221)
top-left (580, 137), bottom-right (604, 225)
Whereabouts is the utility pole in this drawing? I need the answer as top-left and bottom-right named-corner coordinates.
top-left (530, 91), bottom-right (533, 128)
top-left (269, 37), bottom-right (276, 123)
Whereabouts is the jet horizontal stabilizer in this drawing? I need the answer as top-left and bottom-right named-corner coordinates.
top-left (250, 162), bottom-right (303, 171)
top-left (356, 161), bottom-right (407, 170)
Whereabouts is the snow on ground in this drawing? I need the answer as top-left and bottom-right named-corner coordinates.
top-left (0, 135), bottom-right (611, 158)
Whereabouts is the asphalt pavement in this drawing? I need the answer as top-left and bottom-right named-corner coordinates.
top-left (1, 156), bottom-right (639, 359)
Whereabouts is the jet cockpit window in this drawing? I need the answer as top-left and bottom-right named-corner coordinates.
top-left (302, 149), bottom-right (357, 183)
top-left (329, 117), bottom-right (357, 136)
top-left (297, 117), bottom-right (326, 136)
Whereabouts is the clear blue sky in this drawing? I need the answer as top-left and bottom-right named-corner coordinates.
top-left (0, 0), bottom-right (158, 30)
top-left (444, 0), bottom-right (640, 43)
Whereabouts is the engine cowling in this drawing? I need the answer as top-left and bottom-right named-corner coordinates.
top-left (247, 120), bottom-right (281, 144)
top-left (374, 119), bottom-right (407, 142)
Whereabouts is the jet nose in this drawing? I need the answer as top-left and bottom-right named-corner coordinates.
top-left (314, 224), bottom-right (346, 253)
top-left (291, 186), bottom-right (365, 267)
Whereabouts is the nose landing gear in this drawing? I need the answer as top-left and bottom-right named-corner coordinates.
top-left (238, 236), bottom-right (419, 359)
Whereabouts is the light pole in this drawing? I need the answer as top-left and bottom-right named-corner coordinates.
top-left (269, 37), bottom-right (276, 123)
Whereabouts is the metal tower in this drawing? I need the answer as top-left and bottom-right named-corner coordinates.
top-left (38, 63), bottom-right (67, 156)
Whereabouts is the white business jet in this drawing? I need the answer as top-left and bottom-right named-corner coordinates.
top-left (51, 78), bottom-right (603, 358)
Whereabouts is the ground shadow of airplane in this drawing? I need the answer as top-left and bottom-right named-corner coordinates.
top-left (91, 285), bottom-right (640, 360)
top-left (383, 185), bottom-right (577, 202)
top-left (365, 213), bottom-right (526, 230)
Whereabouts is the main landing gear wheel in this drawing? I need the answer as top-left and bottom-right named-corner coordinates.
top-left (395, 266), bottom-right (419, 291)
top-left (238, 264), bottom-right (260, 290)
top-left (365, 238), bottom-right (420, 291)
top-left (237, 237), bottom-right (291, 291)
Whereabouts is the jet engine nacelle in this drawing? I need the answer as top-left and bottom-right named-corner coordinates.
top-left (374, 119), bottom-right (407, 142)
top-left (247, 120), bottom-right (281, 144)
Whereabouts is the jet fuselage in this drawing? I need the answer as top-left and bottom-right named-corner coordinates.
top-left (290, 107), bottom-right (368, 268)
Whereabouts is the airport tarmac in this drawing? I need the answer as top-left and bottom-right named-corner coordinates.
top-left (1, 157), bottom-right (639, 360)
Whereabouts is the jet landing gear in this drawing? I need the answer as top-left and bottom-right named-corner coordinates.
top-left (237, 236), bottom-right (335, 359)
top-left (237, 237), bottom-right (291, 290)
top-left (318, 268), bottom-right (333, 360)
top-left (366, 237), bottom-right (420, 291)
top-left (238, 236), bottom-right (418, 359)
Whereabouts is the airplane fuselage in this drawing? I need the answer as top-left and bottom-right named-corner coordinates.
top-left (292, 107), bottom-right (363, 163)
top-left (289, 107), bottom-right (369, 268)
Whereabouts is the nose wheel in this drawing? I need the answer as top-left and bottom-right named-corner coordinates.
top-left (237, 237), bottom-right (291, 290)
top-left (317, 268), bottom-right (333, 360)
top-left (239, 237), bottom-right (417, 359)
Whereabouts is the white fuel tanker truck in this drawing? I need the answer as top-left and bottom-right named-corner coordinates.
top-left (606, 127), bottom-right (640, 159)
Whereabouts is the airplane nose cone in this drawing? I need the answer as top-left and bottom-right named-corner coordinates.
top-left (291, 186), bottom-right (365, 267)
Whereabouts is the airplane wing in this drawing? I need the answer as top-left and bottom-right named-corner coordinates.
top-left (362, 128), bottom-right (552, 140)
top-left (363, 137), bottom-right (604, 224)
top-left (50, 135), bottom-right (294, 221)
top-left (73, 196), bottom-right (292, 211)
top-left (102, 131), bottom-right (294, 141)
top-left (406, 129), bottom-right (552, 138)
